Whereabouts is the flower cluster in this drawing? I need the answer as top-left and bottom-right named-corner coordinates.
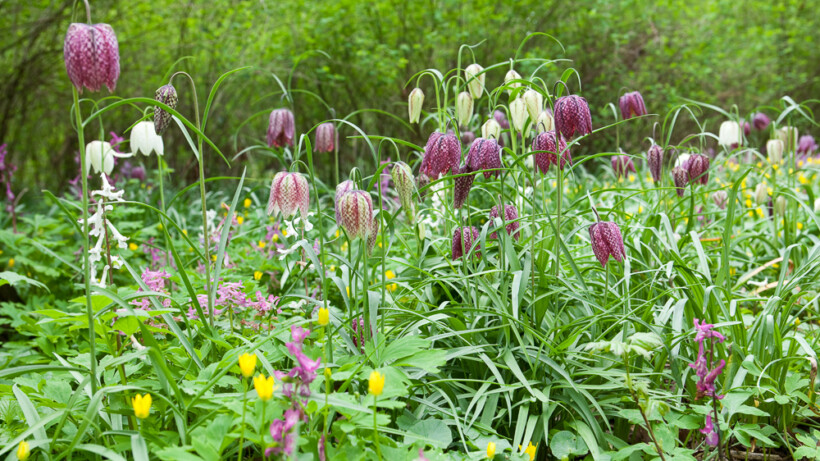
top-left (80, 173), bottom-right (129, 287)
top-left (689, 319), bottom-right (726, 400)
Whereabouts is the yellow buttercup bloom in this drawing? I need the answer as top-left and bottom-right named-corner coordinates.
top-left (385, 270), bottom-right (397, 292)
top-left (258, 240), bottom-right (266, 248)
top-left (520, 441), bottom-right (537, 461)
top-left (797, 222), bottom-right (804, 230)
top-left (368, 370), bottom-right (385, 396)
top-left (254, 271), bottom-right (263, 281)
top-left (253, 374), bottom-right (275, 401)
top-left (132, 393), bottom-right (152, 419)
top-left (346, 286), bottom-right (350, 297)
top-left (8, 258), bottom-right (14, 268)
top-left (237, 216), bottom-right (244, 225)
top-left (129, 242), bottom-right (138, 251)
top-left (272, 233), bottom-right (279, 242)
top-left (487, 441), bottom-right (496, 458)
top-left (238, 353), bottom-right (257, 378)
top-left (16, 441), bottom-right (30, 461)
top-left (317, 307), bottom-right (329, 326)
top-left (244, 198), bottom-right (252, 208)
top-left (281, 229), bottom-right (288, 236)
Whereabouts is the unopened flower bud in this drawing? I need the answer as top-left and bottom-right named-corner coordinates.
top-left (391, 161), bottom-right (415, 220)
top-left (774, 196), bottom-right (786, 217)
top-left (464, 64), bottom-right (485, 99)
top-left (776, 126), bottom-right (799, 151)
top-left (686, 154), bottom-right (710, 185)
top-left (754, 183), bottom-right (768, 205)
top-left (535, 110), bottom-right (554, 133)
top-left (504, 69), bottom-right (522, 94)
top-left (712, 190), bottom-right (728, 210)
top-left (752, 112), bottom-right (770, 131)
top-left (466, 138), bottom-right (502, 179)
top-left (452, 164), bottom-right (475, 209)
top-left (482, 118), bottom-right (502, 141)
top-left (456, 92), bottom-right (473, 127)
top-left (647, 144), bottom-right (663, 183)
top-left (523, 89), bottom-right (543, 124)
top-left (766, 139), bottom-right (784, 164)
top-left (589, 221), bottom-right (626, 267)
top-left (154, 84), bottom-right (178, 135)
top-left (531, 131), bottom-right (570, 173)
top-left (64, 23), bottom-right (120, 93)
top-left (408, 87), bottom-right (424, 124)
top-left (314, 122), bottom-right (336, 153)
top-left (509, 98), bottom-right (528, 133)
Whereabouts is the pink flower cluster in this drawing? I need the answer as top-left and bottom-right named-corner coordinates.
top-left (186, 283), bottom-right (279, 320)
top-left (689, 318), bottom-right (726, 400)
top-left (132, 269), bottom-right (171, 310)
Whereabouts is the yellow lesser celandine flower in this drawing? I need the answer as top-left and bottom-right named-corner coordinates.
top-left (797, 222), bottom-right (804, 230)
top-left (129, 242), bottom-right (138, 251)
top-left (795, 318), bottom-right (802, 326)
top-left (258, 240), bottom-right (266, 248)
top-left (520, 441), bottom-right (537, 461)
top-left (254, 271), bottom-right (263, 281)
top-left (487, 441), bottom-right (496, 458)
top-left (244, 198), bottom-right (252, 208)
top-left (281, 229), bottom-right (288, 236)
top-left (238, 353), bottom-right (257, 378)
top-left (253, 374), bottom-right (275, 401)
top-left (368, 370), bottom-right (385, 396)
top-left (628, 174), bottom-right (635, 182)
top-left (272, 233), bottom-right (279, 242)
top-left (132, 393), bottom-right (152, 419)
top-left (341, 241), bottom-right (348, 252)
top-left (16, 441), bottom-right (30, 460)
top-left (182, 229), bottom-right (187, 235)
top-left (324, 367), bottom-right (332, 379)
top-left (237, 216), bottom-right (244, 225)
top-left (318, 307), bottom-right (329, 326)
top-left (329, 265), bottom-right (336, 272)
top-left (385, 270), bottom-right (397, 292)
top-left (755, 208), bottom-right (765, 218)
top-left (346, 286), bottom-right (350, 297)
top-left (8, 258), bottom-right (14, 268)
top-left (335, 229), bottom-right (340, 238)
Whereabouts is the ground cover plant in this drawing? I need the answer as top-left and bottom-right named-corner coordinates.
top-left (1, 3), bottom-right (820, 461)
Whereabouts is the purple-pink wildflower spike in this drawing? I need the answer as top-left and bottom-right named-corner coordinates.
top-left (466, 138), bottom-right (502, 179)
top-left (531, 130), bottom-right (568, 174)
top-left (618, 91), bottom-right (647, 120)
top-left (797, 135), bottom-right (817, 156)
top-left (488, 204), bottom-right (520, 240)
top-left (267, 109), bottom-right (295, 148)
top-left (554, 95), bottom-right (593, 139)
top-left (64, 23), bottom-right (120, 93)
top-left (267, 171), bottom-right (309, 219)
top-left (493, 110), bottom-right (510, 130)
top-left (337, 190), bottom-right (374, 240)
top-left (647, 144), bottom-right (663, 182)
top-left (752, 112), bottom-right (770, 131)
top-left (315, 122), bottom-right (336, 153)
top-left (672, 167), bottom-right (689, 197)
top-left (686, 153), bottom-right (710, 185)
top-left (420, 132), bottom-right (461, 178)
top-left (611, 155), bottom-right (635, 178)
top-left (452, 226), bottom-right (480, 260)
top-left (588, 221), bottom-right (625, 267)
top-left (453, 164), bottom-right (476, 209)
top-left (334, 180), bottom-right (356, 222)
top-left (700, 415), bottom-right (719, 447)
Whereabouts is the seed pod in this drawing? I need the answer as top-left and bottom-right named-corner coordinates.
top-left (488, 204), bottom-right (520, 240)
top-left (588, 221), bottom-right (626, 267)
top-left (531, 130), bottom-right (568, 174)
top-left (672, 167), bottom-right (689, 197)
top-left (464, 64), bottom-right (485, 99)
top-left (504, 69), bottom-right (522, 93)
top-left (754, 183), bottom-right (768, 205)
top-left (267, 171), bottom-right (309, 219)
top-left (647, 144), bottom-right (663, 183)
top-left (752, 112), bottom-right (770, 131)
top-left (154, 84), bottom-right (178, 135)
top-left (712, 190), bottom-right (728, 210)
top-left (64, 23), bottom-right (120, 93)
top-left (452, 164), bottom-right (475, 209)
top-left (466, 137), bottom-right (502, 179)
top-left (334, 180), bottom-right (356, 222)
top-left (523, 89), bottom-right (543, 124)
top-left (456, 92), bottom-right (473, 127)
top-left (420, 132), bottom-right (461, 178)
top-left (619, 91), bottom-right (647, 120)
top-left (536, 110), bottom-right (554, 133)
top-left (452, 226), bottom-right (480, 260)
top-left (314, 123), bottom-right (336, 153)
top-left (611, 155), bottom-right (635, 178)
top-left (391, 161), bottom-right (415, 220)
top-left (482, 118), bottom-right (502, 141)
top-left (267, 109), bottom-right (295, 148)
top-left (408, 88), bottom-right (424, 124)
top-left (509, 98), bottom-right (528, 133)
top-left (718, 121), bottom-right (742, 148)
top-left (774, 196), bottom-right (786, 217)
top-left (686, 154), bottom-right (710, 185)
top-left (554, 95), bottom-right (593, 139)
top-left (766, 139), bottom-right (784, 164)
top-left (337, 190), bottom-right (374, 240)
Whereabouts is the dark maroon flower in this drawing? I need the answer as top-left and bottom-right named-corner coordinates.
top-left (685, 153), bottom-right (710, 185)
top-left (531, 130), bottom-right (570, 173)
top-left (611, 155), bottom-right (635, 178)
top-left (554, 95), bottom-right (592, 139)
top-left (742, 120), bottom-right (751, 137)
top-left (488, 204), bottom-right (519, 240)
top-left (647, 144), bottom-right (663, 182)
top-left (267, 109), bottom-right (295, 148)
top-left (453, 164), bottom-right (475, 209)
top-left (618, 91), bottom-right (647, 120)
top-left (588, 221), bottom-right (625, 267)
top-left (752, 112), bottom-right (770, 131)
top-left (420, 132), bottom-right (461, 178)
top-left (466, 138), bottom-right (501, 179)
top-left (154, 84), bottom-right (178, 135)
top-left (493, 110), bottom-right (510, 130)
top-left (797, 135), bottom-right (817, 155)
top-left (64, 23), bottom-right (120, 93)
top-left (672, 166), bottom-right (689, 197)
top-left (452, 226), bottom-right (480, 260)
top-left (460, 130), bottom-right (476, 146)
top-left (314, 122), bottom-right (336, 153)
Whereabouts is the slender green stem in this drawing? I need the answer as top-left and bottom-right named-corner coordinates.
top-left (554, 166), bottom-right (563, 277)
top-left (373, 395), bottom-right (382, 459)
top-left (362, 240), bottom-right (371, 343)
top-left (238, 379), bottom-right (247, 461)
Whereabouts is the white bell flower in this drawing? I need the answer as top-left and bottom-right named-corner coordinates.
top-left (131, 121), bottom-right (164, 156)
top-left (86, 141), bottom-right (115, 175)
top-left (718, 121), bottom-right (742, 147)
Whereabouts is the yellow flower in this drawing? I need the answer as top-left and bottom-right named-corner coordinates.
top-left (254, 271), bottom-right (263, 281)
top-left (797, 222), bottom-right (804, 230)
top-left (182, 229), bottom-right (187, 236)
top-left (158, 223), bottom-right (163, 230)
top-left (487, 441), bottom-right (496, 458)
top-left (16, 441), bottom-right (30, 461)
top-left (253, 374), bottom-right (275, 401)
top-left (317, 307), bottom-right (329, 326)
top-left (638, 205), bottom-right (644, 213)
top-left (8, 258), bottom-right (14, 268)
top-left (520, 441), bottom-right (537, 461)
top-left (237, 216), bottom-right (244, 225)
top-left (132, 393), bottom-right (152, 419)
top-left (755, 208), bottom-right (764, 218)
top-left (335, 230), bottom-right (340, 238)
top-left (745, 199), bottom-right (752, 208)
top-left (272, 233), bottom-right (280, 242)
top-left (345, 286), bottom-right (350, 297)
top-left (756, 161), bottom-right (762, 168)
top-left (795, 318), bottom-right (802, 326)
top-left (628, 174), bottom-right (635, 182)
top-left (799, 173), bottom-right (808, 184)
top-left (129, 242), bottom-right (139, 251)
top-left (329, 265), bottom-right (336, 272)
top-left (368, 370), bottom-right (385, 396)
top-left (341, 241), bottom-right (348, 252)
top-left (281, 229), bottom-right (288, 237)
top-left (772, 164), bottom-right (779, 171)
top-left (729, 267), bottom-right (736, 276)
top-left (324, 367), bottom-right (332, 379)
top-left (258, 240), bottom-right (266, 248)
top-left (211, 254), bottom-right (217, 262)
top-left (238, 353), bottom-right (257, 378)
top-left (385, 270), bottom-right (398, 292)
top-left (244, 198), bottom-right (252, 208)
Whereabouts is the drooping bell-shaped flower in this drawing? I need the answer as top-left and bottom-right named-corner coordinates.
top-left (509, 98), bottom-right (529, 133)
top-left (774, 196), bottom-right (786, 217)
top-left (267, 109), bottom-right (295, 148)
top-left (267, 172), bottom-right (309, 219)
top-left (314, 122), bottom-right (335, 153)
top-left (420, 132), bottom-right (461, 178)
top-left (611, 155), bottom-right (635, 178)
top-left (797, 135), bottom-right (817, 156)
top-left (672, 167), bottom-right (689, 197)
top-left (523, 89), bottom-right (543, 124)
top-left (456, 92), bottom-right (473, 127)
top-left (504, 69), bottom-right (522, 93)
top-left (685, 153), bottom-right (710, 185)
top-left (131, 121), bottom-right (164, 156)
top-left (752, 112), bottom-right (770, 131)
top-left (718, 121), bottom-right (742, 148)
top-left (154, 84), bottom-right (178, 135)
top-left (554, 95), bottom-right (592, 139)
top-left (619, 91), bottom-right (647, 120)
top-left (334, 180), bottom-right (356, 222)
top-left (452, 226), bottom-right (480, 260)
top-left (391, 161), bottom-right (415, 218)
top-left (712, 190), bottom-right (728, 210)
top-left (64, 23), bottom-right (120, 93)
top-left (531, 130), bottom-right (570, 173)
top-left (766, 139), bottom-right (784, 164)
top-left (488, 204), bottom-right (520, 240)
top-left (482, 118), bottom-right (502, 141)
top-left (775, 126), bottom-right (798, 151)
top-left (408, 88), bottom-right (424, 124)
top-left (461, 131), bottom-right (476, 146)
top-left (464, 64), bottom-right (485, 99)
top-left (452, 164), bottom-right (475, 209)
top-left (754, 183), bottom-right (768, 205)
top-left (647, 144), bottom-right (663, 182)
top-left (588, 221), bottom-right (625, 267)
top-left (86, 140), bottom-right (115, 176)
top-left (367, 216), bottom-right (380, 252)
top-left (493, 110), bottom-right (510, 130)
top-left (337, 190), bottom-right (374, 240)
top-left (466, 137), bottom-right (502, 179)
top-left (536, 110), bottom-right (554, 133)
top-left (742, 120), bottom-right (751, 136)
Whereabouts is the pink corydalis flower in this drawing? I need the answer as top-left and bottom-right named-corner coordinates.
top-left (611, 155), bottom-right (635, 178)
top-left (531, 130), bottom-right (570, 173)
top-left (466, 137), bottom-right (502, 179)
top-left (672, 167), bottom-right (689, 197)
top-left (619, 91), bottom-right (647, 120)
top-left (337, 190), bottom-right (374, 240)
top-left (267, 109), bottom-right (295, 148)
top-left (752, 112), bottom-right (770, 131)
top-left (154, 84), bottom-right (178, 135)
top-left (315, 122), bottom-right (336, 153)
top-left (452, 226), bottom-right (480, 260)
top-left (452, 164), bottom-right (475, 209)
top-left (267, 171), bottom-right (309, 219)
top-left (700, 414), bottom-right (719, 447)
top-left (685, 153), bottom-right (710, 185)
top-left (488, 204), bottom-right (520, 240)
top-left (689, 318), bottom-right (726, 400)
top-left (647, 144), bottom-right (663, 182)
top-left (588, 221), bottom-right (625, 267)
top-left (420, 132), bottom-right (461, 178)
top-left (554, 95), bottom-right (592, 139)
top-left (64, 23), bottom-right (120, 93)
